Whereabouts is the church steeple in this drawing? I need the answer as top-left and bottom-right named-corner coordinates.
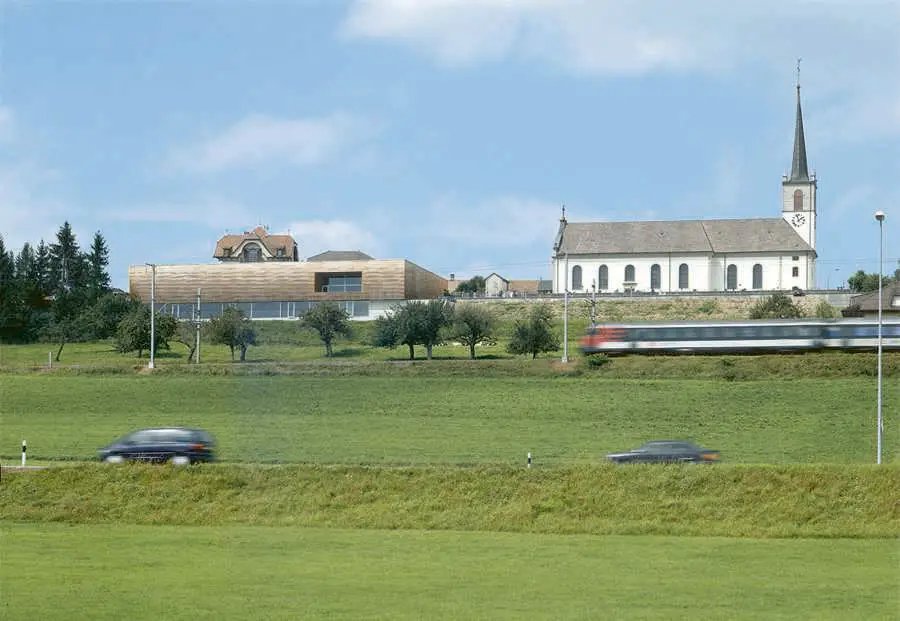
top-left (789, 71), bottom-right (810, 182)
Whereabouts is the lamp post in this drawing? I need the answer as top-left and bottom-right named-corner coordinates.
top-left (874, 211), bottom-right (885, 464)
top-left (146, 263), bottom-right (157, 370)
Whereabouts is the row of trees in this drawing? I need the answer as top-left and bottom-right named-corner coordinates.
top-left (301, 299), bottom-right (559, 360)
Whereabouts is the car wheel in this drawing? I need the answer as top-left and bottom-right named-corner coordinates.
top-left (169, 455), bottom-right (191, 466)
top-left (104, 455), bottom-right (125, 464)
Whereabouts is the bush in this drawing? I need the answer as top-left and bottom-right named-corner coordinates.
top-left (749, 294), bottom-right (804, 319)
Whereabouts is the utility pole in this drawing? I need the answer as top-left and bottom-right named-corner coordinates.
top-left (195, 288), bottom-right (201, 364)
top-left (146, 263), bottom-right (156, 369)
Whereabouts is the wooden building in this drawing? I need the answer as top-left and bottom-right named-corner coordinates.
top-left (129, 258), bottom-right (447, 321)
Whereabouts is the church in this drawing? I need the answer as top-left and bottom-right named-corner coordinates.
top-left (551, 83), bottom-right (818, 294)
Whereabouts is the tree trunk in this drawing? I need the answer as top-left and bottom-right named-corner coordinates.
top-left (325, 341), bottom-right (333, 357)
top-left (229, 345), bottom-right (235, 361)
top-left (426, 344), bottom-right (433, 360)
top-left (532, 350), bottom-right (538, 360)
top-left (469, 343), bottom-right (476, 360)
top-left (137, 348), bottom-right (143, 359)
top-left (239, 344), bottom-right (247, 362)
top-left (407, 343), bottom-right (415, 360)
top-left (55, 340), bottom-right (65, 362)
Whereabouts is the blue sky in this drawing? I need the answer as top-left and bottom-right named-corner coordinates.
top-left (1, 0), bottom-right (897, 290)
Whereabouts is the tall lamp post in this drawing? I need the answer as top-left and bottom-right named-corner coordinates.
top-left (874, 210), bottom-right (885, 464)
top-left (146, 263), bottom-right (157, 370)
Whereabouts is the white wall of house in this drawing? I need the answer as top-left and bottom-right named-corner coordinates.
top-left (484, 274), bottom-right (509, 296)
top-left (553, 252), bottom-right (816, 293)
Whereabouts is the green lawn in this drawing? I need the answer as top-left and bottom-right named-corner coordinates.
top-left (1, 375), bottom-right (896, 465)
top-left (2, 522), bottom-right (896, 621)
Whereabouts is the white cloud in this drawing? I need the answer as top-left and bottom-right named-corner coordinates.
top-left (430, 195), bottom-right (562, 247)
top-left (0, 106), bottom-right (13, 142)
top-left (170, 113), bottom-right (377, 174)
top-left (105, 196), bottom-right (253, 230)
top-left (286, 219), bottom-right (383, 259)
top-left (341, 1), bottom-right (900, 139)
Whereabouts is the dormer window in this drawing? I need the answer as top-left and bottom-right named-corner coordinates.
top-left (223, 247), bottom-right (232, 257)
top-left (243, 244), bottom-right (261, 262)
top-left (277, 247), bottom-right (286, 257)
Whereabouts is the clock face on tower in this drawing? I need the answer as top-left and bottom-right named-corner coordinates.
top-left (791, 213), bottom-right (806, 228)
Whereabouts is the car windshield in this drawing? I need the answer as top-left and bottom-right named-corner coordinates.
top-left (640, 442), bottom-right (696, 453)
top-left (120, 429), bottom-right (212, 445)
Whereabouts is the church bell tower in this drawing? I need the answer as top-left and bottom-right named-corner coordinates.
top-left (781, 70), bottom-right (817, 252)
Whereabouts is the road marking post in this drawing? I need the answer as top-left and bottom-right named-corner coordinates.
top-left (22, 440), bottom-right (26, 466)
top-left (527, 452), bottom-right (532, 469)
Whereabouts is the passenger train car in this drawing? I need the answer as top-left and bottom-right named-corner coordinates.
top-left (581, 318), bottom-right (900, 355)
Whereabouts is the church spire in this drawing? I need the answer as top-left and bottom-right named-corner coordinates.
top-left (789, 60), bottom-right (810, 183)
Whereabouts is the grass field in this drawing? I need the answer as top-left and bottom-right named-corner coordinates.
top-left (1, 522), bottom-right (896, 621)
top-left (1, 374), bottom-right (897, 465)
top-left (2, 464), bottom-right (897, 538)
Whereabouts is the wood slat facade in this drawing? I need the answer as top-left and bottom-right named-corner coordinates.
top-left (129, 260), bottom-right (448, 304)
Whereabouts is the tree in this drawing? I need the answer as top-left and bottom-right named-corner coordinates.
top-left (748, 293), bottom-right (805, 319)
top-left (85, 231), bottom-right (111, 299)
top-left (454, 276), bottom-right (486, 295)
top-left (373, 300), bottom-right (453, 360)
top-left (419, 299), bottom-right (453, 359)
top-left (48, 221), bottom-right (84, 295)
top-left (847, 268), bottom-right (896, 293)
top-left (301, 302), bottom-right (351, 357)
top-left (450, 304), bottom-right (496, 360)
top-left (87, 291), bottom-right (141, 339)
top-left (174, 317), bottom-right (200, 363)
top-left (42, 288), bottom-right (94, 361)
top-left (207, 307), bottom-right (257, 362)
top-left (115, 306), bottom-right (177, 359)
top-left (0, 234), bottom-right (25, 342)
top-left (507, 304), bottom-right (560, 359)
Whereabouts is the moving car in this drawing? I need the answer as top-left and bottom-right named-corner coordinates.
top-left (99, 427), bottom-right (215, 465)
top-left (606, 440), bottom-right (720, 464)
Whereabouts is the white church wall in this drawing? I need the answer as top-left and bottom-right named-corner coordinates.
top-left (555, 254), bottom-right (713, 293)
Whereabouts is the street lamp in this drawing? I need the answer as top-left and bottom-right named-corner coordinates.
top-left (874, 210), bottom-right (885, 464)
top-left (146, 263), bottom-right (157, 370)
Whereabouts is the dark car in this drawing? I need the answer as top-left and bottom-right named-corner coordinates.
top-left (99, 428), bottom-right (216, 465)
top-left (606, 440), bottom-right (720, 464)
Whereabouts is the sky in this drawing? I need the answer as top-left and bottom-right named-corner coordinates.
top-left (0, 0), bottom-right (898, 291)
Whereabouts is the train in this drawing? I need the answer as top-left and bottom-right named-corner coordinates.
top-left (581, 318), bottom-right (900, 355)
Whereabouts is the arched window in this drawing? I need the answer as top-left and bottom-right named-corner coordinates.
top-left (793, 190), bottom-right (803, 211)
top-left (624, 264), bottom-right (635, 283)
top-left (650, 264), bottom-right (661, 290)
top-left (598, 265), bottom-right (608, 290)
top-left (243, 244), bottom-right (261, 262)
top-left (571, 265), bottom-right (582, 290)
top-left (752, 264), bottom-right (763, 289)
top-left (679, 264), bottom-right (689, 289)
top-left (726, 264), bottom-right (738, 290)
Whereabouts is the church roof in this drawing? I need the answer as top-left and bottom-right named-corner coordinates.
top-left (555, 218), bottom-right (814, 255)
top-left (789, 85), bottom-right (810, 183)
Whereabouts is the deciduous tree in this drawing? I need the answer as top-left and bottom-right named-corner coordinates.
top-left (507, 304), bottom-right (560, 359)
top-left (450, 304), bottom-right (496, 360)
top-left (207, 307), bottom-right (256, 362)
top-left (301, 302), bottom-right (351, 357)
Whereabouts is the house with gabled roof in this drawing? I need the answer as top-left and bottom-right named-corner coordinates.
top-left (552, 82), bottom-right (818, 294)
top-left (214, 226), bottom-right (299, 262)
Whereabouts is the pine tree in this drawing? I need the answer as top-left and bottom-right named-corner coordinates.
top-left (86, 231), bottom-right (111, 297)
top-left (49, 221), bottom-right (82, 295)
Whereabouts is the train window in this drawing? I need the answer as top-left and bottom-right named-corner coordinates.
top-left (740, 327), bottom-right (756, 338)
top-left (683, 328), bottom-right (697, 339)
top-left (723, 328), bottom-right (737, 339)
